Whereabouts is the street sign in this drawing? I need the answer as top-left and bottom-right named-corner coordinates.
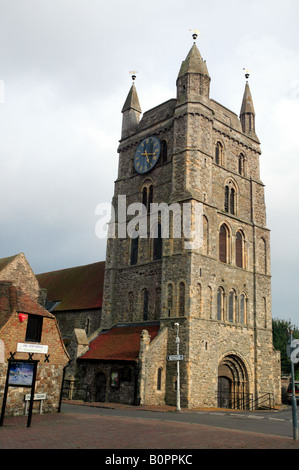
top-left (287, 339), bottom-right (299, 364)
top-left (167, 354), bottom-right (184, 361)
top-left (24, 393), bottom-right (47, 401)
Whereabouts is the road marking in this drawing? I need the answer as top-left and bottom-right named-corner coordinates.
top-left (210, 412), bottom-right (226, 416)
top-left (269, 417), bottom-right (285, 421)
top-left (247, 415), bottom-right (264, 419)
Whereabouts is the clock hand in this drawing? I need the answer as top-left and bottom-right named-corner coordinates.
top-left (141, 150), bottom-right (150, 163)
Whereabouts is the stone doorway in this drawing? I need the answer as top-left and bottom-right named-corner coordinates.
top-left (217, 354), bottom-right (249, 409)
top-left (218, 376), bottom-right (231, 408)
top-left (95, 372), bottom-right (107, 402)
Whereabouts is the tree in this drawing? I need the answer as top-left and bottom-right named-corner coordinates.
top-left (272, 318), bottom-right (299, 376)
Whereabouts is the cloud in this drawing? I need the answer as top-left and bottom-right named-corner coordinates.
top-left (0, 0), bottom-right (298, 324)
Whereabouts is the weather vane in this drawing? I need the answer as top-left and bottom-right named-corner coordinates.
top-left (243, 68), bottom-right (251, 80)
top-left (129, 70), bottom-right (139, 83)
top-left (190, 29), bottom-right (201, 43)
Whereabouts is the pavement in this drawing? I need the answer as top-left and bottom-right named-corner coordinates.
top-left (1, 399), bottom-right (299, 450)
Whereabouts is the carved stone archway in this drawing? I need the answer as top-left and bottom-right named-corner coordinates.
top-left (218, 354), bottom-right (250, 409)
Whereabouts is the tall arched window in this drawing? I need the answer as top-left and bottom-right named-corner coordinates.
top-left (142, 186), bottom-right (147, 207)
top-left (219, 224), bottom-right (229, 263)
top-left (202, 215), bottom-right (209, 255)
top-left (179, 282), bottom-right (185, 316)
top-left (153, 222), bottom-right (162, 260)
top-left (197, 283), bottom-right (202, 317)
top-left (141, 182), bottom-right (153, 213)
top-left (142, 288), bottom-right (149, 321)
top-left (228, 289), bottom-right (236, 322)
top-left (157, 367), bottom-right (162, 391)
top-left (130, 236), bottom-right (139, 265)
top-left (240, 293), bottom-right (247, 324)
top-left (236, 230), bottom-right (244, 268)
top-left (238, 153), bottom-right (245, 176)
top-left (167, 283), bottom-right (173, 317)
top-left (215, 141), bottom-right (223, 165)
top-left (217, 287), bottom-right (225, 321)
top-left (207, 286), bottom-right (212, 319)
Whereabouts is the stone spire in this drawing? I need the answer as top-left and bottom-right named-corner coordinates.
top-left (177, 37), bottom-right (210, 99)
top-left (178, 43), bottom-right (209, 78)
top-left (239, 76), bottom-right (259, 142)
top-left (121, 80), bottom-right (142, 138)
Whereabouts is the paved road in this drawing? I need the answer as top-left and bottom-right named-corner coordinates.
top-left (61, 403), bottom-right (298, 438)
top-left (1, 402), bottom-right (299, 450)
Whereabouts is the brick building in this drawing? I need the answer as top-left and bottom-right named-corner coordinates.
top-left (75, 36), bottom-right (281, 409)
top-left (0, 270), bottom-right (69, 416)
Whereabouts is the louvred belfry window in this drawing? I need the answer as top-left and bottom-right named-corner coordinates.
top-left (148, 185), bottom-right (153, 211)
top-left (219, 225), bottom-right (227, 263)
top-left (224, 186), bottom-right (229, 212)
top-left (224, 183), bottom-right (236, 215)
top-left (230, 188), bottom-right (235, 214)
top-left (153, 223), bottom-right (162, 260)
top-left (142, 187), bottom-right (147, 208)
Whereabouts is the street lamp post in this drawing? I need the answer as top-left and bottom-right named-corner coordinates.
top-left (174, 322), bottom-right (181, 412)
top-left (289, 330), bottom-right (298, 440)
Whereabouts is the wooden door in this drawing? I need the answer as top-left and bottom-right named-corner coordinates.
top-left (218, 376), bottom-right (231, 408)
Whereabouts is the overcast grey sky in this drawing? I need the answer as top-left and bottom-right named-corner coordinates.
top-left (0, 0), bottom-right (298, 325)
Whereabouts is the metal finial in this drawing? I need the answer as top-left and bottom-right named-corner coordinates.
top-left (243, 68), bottom-right (251, 80)
top-left (129, 70), bottom-right (139, 82)
top-left (190, 29), bottom-right (201, 43)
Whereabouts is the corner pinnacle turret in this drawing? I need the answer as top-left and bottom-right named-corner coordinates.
top-left (240, 72), bottom-right (259, 142)
top-left (121, 78), bottom-right (142, 139)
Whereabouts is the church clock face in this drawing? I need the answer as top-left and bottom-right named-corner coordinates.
top-left (134, 136), bottom-right (161, 174)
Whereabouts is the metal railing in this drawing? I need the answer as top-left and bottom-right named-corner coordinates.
top-left (62, 380), bottom-right (95, 402)
top-left (249, 393), bottom-right (275, 411)
top-left (216, 391), bottom-right (253, 410)
top-left (216, 391), bottom-right (275, 410)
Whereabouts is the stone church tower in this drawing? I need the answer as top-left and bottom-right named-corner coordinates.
top-left (100, 36), bottom-right (281, 408)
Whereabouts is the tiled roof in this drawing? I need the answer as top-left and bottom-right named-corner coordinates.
top-left (16, 287), bottom-right (54, 318)
top-left (0, 254), bottom-right (19, 272)
top-left (36, 261), bottom-right (105, 311)
top-left (80, 324), bottom-right (160, 361)
top-left (0, 281), bottom-right (54, 319)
